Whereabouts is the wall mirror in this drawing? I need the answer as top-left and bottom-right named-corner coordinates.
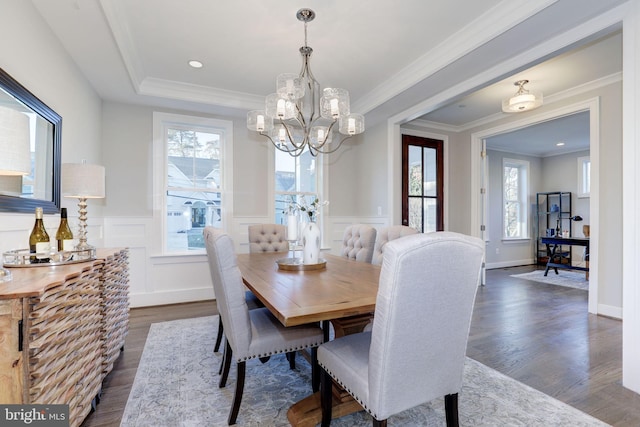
top-left (0, 68), bottom-right (61, 214)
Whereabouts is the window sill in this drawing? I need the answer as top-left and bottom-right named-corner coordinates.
top-left (150, 252), bottom-right (207, 265)
top-left (501, 238), bottom-right (530, 243)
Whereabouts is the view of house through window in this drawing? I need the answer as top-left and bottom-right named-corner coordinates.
top-left (153, 113), bottom-right (232, 254)
top-left (503, 158), bottom-right (529, 239)
top-left (274, 148), bottom-right (320, 229)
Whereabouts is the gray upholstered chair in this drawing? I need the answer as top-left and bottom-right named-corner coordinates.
top-left (204, 227), bottom-right (324, 425)
top-left (319, 231), bottom-right (484, 427)
top-left (248, 223), bottom-right (289, 253)
top-left (340, 224), bottom-right (377, 263)
top-left (214, 224), bottom-right (287, 353)
top-left (371, 225), bottom-right (419, 265)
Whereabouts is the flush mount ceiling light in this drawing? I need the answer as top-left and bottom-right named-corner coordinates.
top-left (246, 8), bottom-right (365, 157)
top-left (502, 80), bottom-right (543, 113)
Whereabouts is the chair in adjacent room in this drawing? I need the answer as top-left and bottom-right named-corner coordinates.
top-left (340, 224), bottom-right (377, 263)
top-left (204, 227), bottom-right (324, 425)
top-left (318, 232), bottom-right (484, 427)
top-left (371, 225), bottom-right (419, 265)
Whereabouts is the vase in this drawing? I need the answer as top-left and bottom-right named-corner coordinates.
top-left (301, 221), bottom-right (321, 265)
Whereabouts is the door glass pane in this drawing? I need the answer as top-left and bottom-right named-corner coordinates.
top-left (424, 198), bottom-right (437, 233)
top-left (408, 145), bottom-right (422, 196)
top-left (423, 148), bottom-right (436, 197)
top-left (409, 197), bottom-right (422, 231)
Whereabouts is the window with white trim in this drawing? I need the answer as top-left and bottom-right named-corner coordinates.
top-left (577, 156), bottom-right (590, 198)
top-left (274, 148), bottom-right (322, 228)
top-left (153, 112), bottom-right (233, 254)
top-left (503, 158), bottom-right (529, 239)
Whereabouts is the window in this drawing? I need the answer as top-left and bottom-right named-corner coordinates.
top-left (503, 158), bottom-right (529, 239)
top-left (274, 148), bottom-right (322, 228)
top-left (577, 156), bottom-right (590, 198)
top-left (153, 112), bottom-right (233, 254)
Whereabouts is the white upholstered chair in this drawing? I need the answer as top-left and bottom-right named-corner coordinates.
top-left (213, 224), bottom-right (288, 354)
top-left (248, 223), bottom-right (289, 253)
top-left (319, 231), bottom-right (484, 427)
top-left (204, 227), bottom-right (324, 425)
top-left (340, 224), bottom-right (377, 263)
top-left (371, 225), bottom-right (419, 265)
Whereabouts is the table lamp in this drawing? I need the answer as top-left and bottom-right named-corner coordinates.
top-left (62, 161), bottom-right (105, 255)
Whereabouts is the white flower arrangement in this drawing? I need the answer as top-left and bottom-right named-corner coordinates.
top-left (287, 196), bottom-right (329, 222)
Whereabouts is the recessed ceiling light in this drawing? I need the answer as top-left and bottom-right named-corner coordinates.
top-left (556, 142), bottom-right (565, 146)
top-left (188, 60), bottom-right (203, 69)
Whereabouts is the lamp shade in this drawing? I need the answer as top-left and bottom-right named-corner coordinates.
top-left (0, 106), bottom-right (31, 176)
top-left (62, 162), bottom-right (105, 198)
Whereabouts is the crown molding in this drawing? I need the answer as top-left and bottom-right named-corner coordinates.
top-left (139, 78), bottom-right (264, 110)
top-left (352, 0), bottom-right (558, 114)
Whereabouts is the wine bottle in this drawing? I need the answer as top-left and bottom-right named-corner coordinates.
top-left (29, 207), bottom-right (50, 263)
top-left (56, 208), bottom-right (74, 251)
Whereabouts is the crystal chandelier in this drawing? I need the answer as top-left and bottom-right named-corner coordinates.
top-left (247, 8), bottom-right (365, 157)
top-left (502, 79), bottom-right (543, 113)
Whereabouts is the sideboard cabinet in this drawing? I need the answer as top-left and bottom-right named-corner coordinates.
top-left (0, 248), bottom-right (129, 427)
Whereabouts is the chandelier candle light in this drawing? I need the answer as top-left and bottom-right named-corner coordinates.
top-left (247, 8), bottom-right (365, 157)
top-left (62, 161), bottom-right (105, 258)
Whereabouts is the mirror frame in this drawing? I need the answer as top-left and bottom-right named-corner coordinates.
top-left (0, 68), bottom-right (61, 214)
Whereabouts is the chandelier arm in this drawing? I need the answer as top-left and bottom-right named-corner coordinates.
top-left (261, 132), bottom-right (302, 156)
top-left (314, 135), bottom-right (353, 155)
top-left (278, 120), bottom-right (306, 150)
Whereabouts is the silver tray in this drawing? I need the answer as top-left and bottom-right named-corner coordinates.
top-left (3, 248), bottom-right (96, 268)
top-left (276, 257), bottom-right (327, 271)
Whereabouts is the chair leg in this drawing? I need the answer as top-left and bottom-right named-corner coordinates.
top-left (372, 419), bottom-right (387, 427)
top-left (311, 347), bottom-right (319, 393)
top-left (445, 393), bottom-right (459, 427)
top-left (228, 361), bottom-right (246, 425)
top-left (287, 351), bottom-right (296, 370)
top-left (214, 317), bottom-right (224, 353)
top-left (218, 337), bottom-right (226, 375)
top-left (321, 368), bottom-right (332, 427)
top-left (219, 340), bottom-right (233, 388)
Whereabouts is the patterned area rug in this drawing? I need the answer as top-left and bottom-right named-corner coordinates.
top-left (120, 316), bottom-right (608, 427)
top-left (510, 269), bottom-right (589, 290)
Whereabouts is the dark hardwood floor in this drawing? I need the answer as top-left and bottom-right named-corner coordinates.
top-left (82, 265), bottom-right (640, 426)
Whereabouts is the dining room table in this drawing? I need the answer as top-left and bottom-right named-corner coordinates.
top-left (235, 251), bottom-right (381, 427)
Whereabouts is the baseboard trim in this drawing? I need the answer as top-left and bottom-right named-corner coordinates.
top-left (485, 259), bottom-right (534, 269)
top-left (130, 287), bottom-right (214, 308)
top-left (598, 303), bottom-right (622, 320)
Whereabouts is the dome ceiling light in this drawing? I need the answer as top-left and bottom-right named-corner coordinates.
top-left (502, 80), bottom-right (543, 113)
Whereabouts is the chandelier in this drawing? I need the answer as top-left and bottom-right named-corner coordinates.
top-left (502, 79), bottom-right (543, 113)
top-left (246, 8), bottom-right (365, 157)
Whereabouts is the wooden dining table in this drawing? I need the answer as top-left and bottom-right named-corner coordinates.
top-left (235, 251), bottom-right (381, 427)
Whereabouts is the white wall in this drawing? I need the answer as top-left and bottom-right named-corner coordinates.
top-left (0, 0), bottom-right (103, 257)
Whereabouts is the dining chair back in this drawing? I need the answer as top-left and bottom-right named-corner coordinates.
top-left (340, 224), bottom-right (377, 263)
top-left (248, 223), bottom-right (289, 253)
top-left (204, 227), bottom-right (324, 425)
top-left (319, 231), bottom-right (485, 426)
top-left (371, 225), bottom-right (419, 265)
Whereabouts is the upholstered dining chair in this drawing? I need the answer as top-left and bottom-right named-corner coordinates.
top-left (340, 224), bottom-right (377, 263)
top-left (204, 227), bottom-right (324, 425)
top-left (213, 224), bottom-right (288, 354)
top-left (319, 231), bottom-right (484, 427)
top-left (248, 223), bottom-right (289, 253)
top-left (371, 225), bottom-right (419, 265)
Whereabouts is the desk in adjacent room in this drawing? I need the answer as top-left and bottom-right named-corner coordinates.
top-left (540, 236), bottom-right (589, 277)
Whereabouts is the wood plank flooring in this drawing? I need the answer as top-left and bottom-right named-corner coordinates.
top-left (82, 265), bottom-right (640, 426)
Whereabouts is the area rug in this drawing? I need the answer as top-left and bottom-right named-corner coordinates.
top-left (510, 269), bottom-right (589, 290)
top-left (120, 316), bottom-right (608, 427)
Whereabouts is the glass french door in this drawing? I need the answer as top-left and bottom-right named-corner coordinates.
top-left (402, 135), bottom-right (444, 232)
